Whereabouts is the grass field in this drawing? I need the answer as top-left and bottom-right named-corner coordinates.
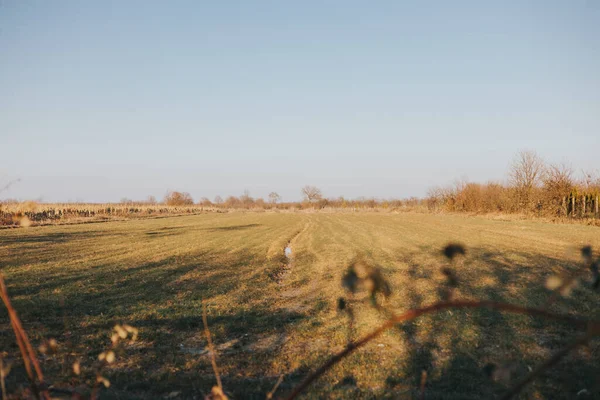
top-left (1, 212), bottom-right (599, 399)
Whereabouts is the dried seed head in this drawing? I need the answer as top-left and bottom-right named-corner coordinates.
top-left (72, 361), bottom-right (81, 376)
top-left (105, 351), bottom-right (115, 364)
top-left (123, 324), bottom-right (139, 341)
top-left (97, 375), bottom-right (110, 388)
top-left (123, 324), bottom-right (135, 333)
top-left (38, 339), bottom-right (58, 355)
top-left (1, 360), bottom-right (12, 376)
top-left (545, 275), bottom-right (563, 290)
top-left (114, 324), bottom-right (128, 339)
top-left (353, 261), bottom-right (370, 278)
top-left (559, 279), bottom-right (578, 297)
top-left (443, 243), bottom-right (466, 261)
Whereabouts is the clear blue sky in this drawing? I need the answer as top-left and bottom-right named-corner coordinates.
top-left (1, 1), bottom-right (598, 202)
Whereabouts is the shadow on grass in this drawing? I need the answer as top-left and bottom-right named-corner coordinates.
top-left (144, 226), bottom-right (187, 237)
top-left (377, 246), bottom-right (600, 400)
top-left (0, 230), bottom-right (132, 268)
top-left (0, 230), bottom-right (128, 245)
top-left (0, 243), bottom-right (309, 399)
top-left (104, 308), bottom-right (305, 400)
top-left (1, 238), bottom-right (599, 399)
top-left (205, 223), bottom-right (262, 232)
top-left (279, 246), bottom-right (600, 399)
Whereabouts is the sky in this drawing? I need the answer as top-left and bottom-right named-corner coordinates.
top-left (1, 1), bottom-right (599, 202)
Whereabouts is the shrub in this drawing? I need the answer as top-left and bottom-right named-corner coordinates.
top-left (164, 191), bottom-right (194, 206)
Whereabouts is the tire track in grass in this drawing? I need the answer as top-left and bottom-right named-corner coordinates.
top-left (268, 218), bottom-right (312, 284)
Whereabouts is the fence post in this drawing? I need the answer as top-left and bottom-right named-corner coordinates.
top-left (572, 195), bottom-right (576, 217)
top-left (596, 195), bottom-right (599, 216)
top-left (562, 196), bottom-right (567, 217)
top-left (582, 195), bottom-right (586, 216)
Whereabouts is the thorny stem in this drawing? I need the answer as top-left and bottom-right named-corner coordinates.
top-left (284, 299), bottom-right (598, 400)
top-left (202, 300), bottom-right (223, 390)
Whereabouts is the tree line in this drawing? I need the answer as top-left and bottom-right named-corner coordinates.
top-left (118, 185), bottom-right (422, 210)
top-left (116, 151), bottom-right (599, 218)
top-left (427, 151), bottom-right (600, 217)
top-left (7, 150), bottom-right (595, 218)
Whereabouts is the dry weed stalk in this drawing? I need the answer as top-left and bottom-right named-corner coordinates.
top-left (0, 274), bottom-right (50, 400)
top-left (1, 273), bottom-right (138, 399)
top-left (202, 300), bottom-right (228, 400)
top-left (90, 324), bottom-right (137, 399)
top-left (202, 302), bottom-right (285, 400)
top-left (266, 375), bottom-right (284, 400)
top-left (419, 369), bottom-right (427, 400)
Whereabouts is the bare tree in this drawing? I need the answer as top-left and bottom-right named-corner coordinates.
top-left (268, 192), bottom-right (281, 204)
top-left (302, 185), bottom-right (322, 202)
top-left (510, 151), bottom-right (545, 190)
top-left (214, 195), bottom-right (223, 205)
top-left (509, 151), bottom-right (545, 211)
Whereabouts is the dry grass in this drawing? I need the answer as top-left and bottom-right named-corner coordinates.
top-left (0, 212), bottom-right (599, 399)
